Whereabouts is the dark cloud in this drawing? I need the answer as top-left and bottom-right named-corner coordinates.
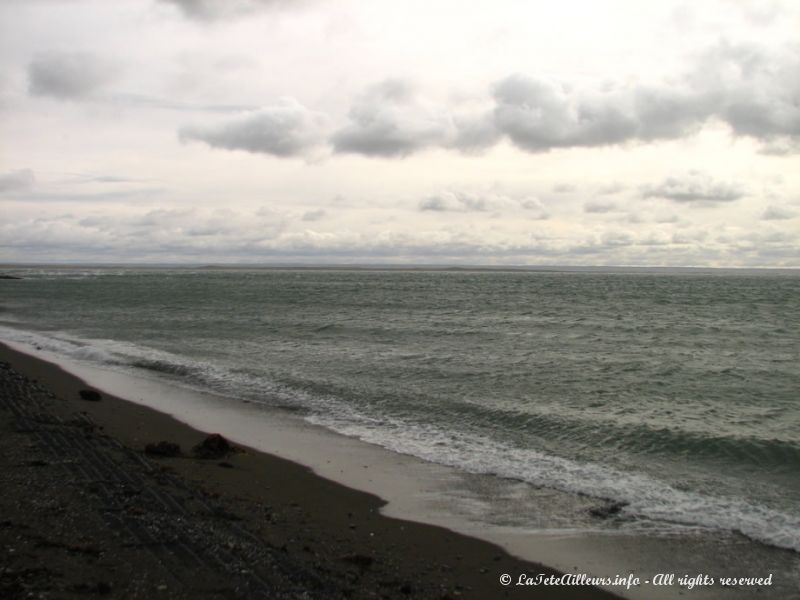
top-left (28, 52), bottom-right (116, 99)
top-left (158, 0), bottom-right (296, 21)
top-left (761, 205), bottom-right (796, 220)
top-left (641, 172), bottom-right (746, 204)
top-left (179, 99), bottom-right (327, 157)
top-left (0, 169), bottom-right (35, 193)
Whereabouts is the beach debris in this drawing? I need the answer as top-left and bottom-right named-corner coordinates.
top-left (589, 500), bottom-right (628, 519)
top-left (144, 441), bottom-right (182, 457)
top-left (78, 389), bottom-right (102, 402)
top-left (192, 433), bottom-right (238, 459)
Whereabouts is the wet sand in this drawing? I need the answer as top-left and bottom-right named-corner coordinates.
top-left (0, 342), bottom-right (620, 599)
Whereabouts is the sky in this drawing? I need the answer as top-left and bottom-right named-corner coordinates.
top-left (0, 0), bottom-right (798, 266)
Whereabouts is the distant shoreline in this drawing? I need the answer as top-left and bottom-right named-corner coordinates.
top-left (2, 263), bottom-right (798, 274)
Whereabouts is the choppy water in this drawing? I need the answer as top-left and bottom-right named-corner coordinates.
top-left (1, 267), bottom-right (799, 555)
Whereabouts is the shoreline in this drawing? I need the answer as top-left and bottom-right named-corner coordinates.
top-left (0, 340), bottom-right (620, 599)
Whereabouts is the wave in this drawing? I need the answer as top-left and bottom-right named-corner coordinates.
top-left (1, 323), bottom-right (798, 554)
top-left (307, 411), bottom-right (800, 553)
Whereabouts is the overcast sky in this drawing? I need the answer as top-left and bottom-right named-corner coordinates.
top-left (1, 0), bottom-right (798, 266)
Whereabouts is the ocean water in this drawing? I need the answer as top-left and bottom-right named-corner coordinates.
top-left (1, 267), bottom-right (799, 560)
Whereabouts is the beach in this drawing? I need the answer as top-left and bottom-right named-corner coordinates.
top-left (0, 341), bottom-right (620, 599)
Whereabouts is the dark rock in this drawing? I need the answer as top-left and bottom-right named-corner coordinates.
top-left (589, 500), bottom-right (628, 519)
top-left (217, 461), bottom-right (234, 468)
top-left (79, 389), bottom-right (102, 402)
top-left (192, 433), bottom-right (237, 459)
top-left (0, 274), bottom-right (22, 280)
top-left (144, 441), bottom-right (181, 457)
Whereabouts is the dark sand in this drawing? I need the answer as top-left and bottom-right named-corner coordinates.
top-left (0, 342), bottom-right (620, 599)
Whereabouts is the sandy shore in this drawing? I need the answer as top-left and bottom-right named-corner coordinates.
top-left (0, 342), bottom-right (620, 599)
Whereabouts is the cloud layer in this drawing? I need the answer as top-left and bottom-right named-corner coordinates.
top-left (179, 42), bottom-right (800, 161)
top-left (2, 205), bottom-right (796, 266)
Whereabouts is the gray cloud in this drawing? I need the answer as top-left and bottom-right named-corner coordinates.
top-left (28, 52), bottom-right (116, 99)
top-left (0, 169), bottom-right (35, 193)
top-left (180, 41), bottom-right (799, 162)
top-left (490, 74), bottom-right (721, 152)
top-left (331, 80), bottom-right (498, 157)
top-left (419, 191), bottom-right (548, 217)
top-left (695, 43), bottom-right (800, 145)
top-left (598, 182), bottom-right (627, 195)
top-left (552, 184), bottom-right (577, 194)
top-left (490, 43), bottom-right (799, 153)
top-left (642, 172), bottom-right (746, 204)
top-left (179, 99), bottom-right (328, 157)
top-left (420, 191), bottom-right (492, 212)
top-left (331, 80), bottom-right (453, 158)
top-left (301, 209), bottom-right (327, 221)
top-left (762, 205), bottom-right (796, 220)
top-left (584, 201), bottom-right (618, 213)
top-left (492, 76), bottom-right (639, 151)
top-left (460, 42), bottom-right (799, 155)
top-left (158, 0), bottom-right (296, 21)
top-left (448, 113), bottom-right (501, 153)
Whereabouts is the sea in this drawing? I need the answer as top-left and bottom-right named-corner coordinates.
top-left (1, 266), bottom-right (798, 598)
